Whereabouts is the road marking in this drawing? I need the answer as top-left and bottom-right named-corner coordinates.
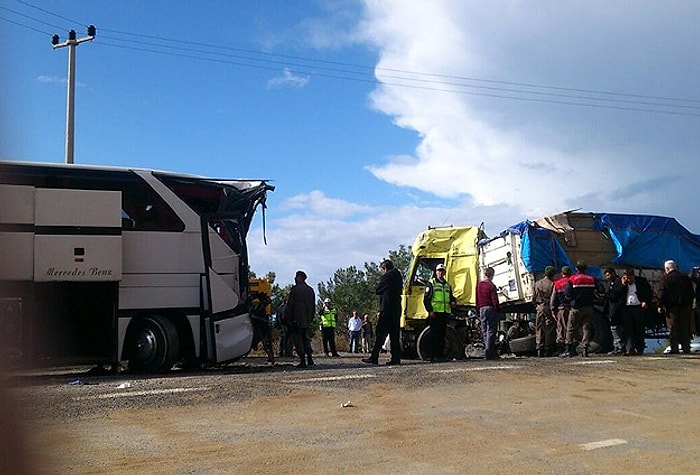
top-left (579, 438), bottom-right (627, 451)
top-left (287, 374), bottom-right (377, 383)
top-left (570, 360), bottom-right (617, 366)
top-left (614, 409), bottom-right (653, 420)
top-left (74, 386), bottom-right (211, 401)
top-left (430, 365), bottom-right (521, 374)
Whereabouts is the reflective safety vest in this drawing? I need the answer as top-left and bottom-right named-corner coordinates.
top-left (429, 278), bottom-right (452, 313)
top-left (320, 307), bottom-right (337, 328)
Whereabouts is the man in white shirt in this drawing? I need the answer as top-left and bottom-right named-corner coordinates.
top-left (347, 310), bottom-right (363, 353)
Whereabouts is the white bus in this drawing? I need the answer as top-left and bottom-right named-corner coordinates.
top-left (0, 161), bottom-right (273, 373)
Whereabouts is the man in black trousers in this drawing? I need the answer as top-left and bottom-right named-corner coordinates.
top-left (363, 259), bottom-right (404, 366)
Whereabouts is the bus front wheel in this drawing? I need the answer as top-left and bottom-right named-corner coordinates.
top-left (127, 315), bottom-right (180, 373)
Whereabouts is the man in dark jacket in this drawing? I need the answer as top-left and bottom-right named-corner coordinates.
top-left (691, 266), bottom-right (700, 335)
top-left (617, 269), bottom-right (653, 355)
top-left (603, 268), bottom-right (626, 355)
top-left (363, 259), bottom-right (404, 365)
top-left (657, 260), bottom-right (694, 354)
top-left (285, 270), bottom-right (316, 368)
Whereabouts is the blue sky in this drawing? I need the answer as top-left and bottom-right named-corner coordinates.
top-left (2, 0), bottom-right (699, 289)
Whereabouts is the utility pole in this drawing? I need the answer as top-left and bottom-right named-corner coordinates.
top-left (52, 25), bottom-right (96, 164)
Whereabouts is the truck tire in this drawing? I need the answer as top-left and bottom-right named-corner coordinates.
top-left (464, 341), bottom-right (485, 359)
top-left (508, 334), bottom-right (537, 354)
top-left (126, 315), bottom-right (180, 373)
top-left (577, 341), bottom-right (601, 355)
top-left (417, 325), bottom-right (462, 361)
top-left (416, 326), bottom-right (433, 361)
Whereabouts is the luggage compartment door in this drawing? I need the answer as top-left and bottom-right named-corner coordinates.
top-left (33, 188), bottom-right (122, 282)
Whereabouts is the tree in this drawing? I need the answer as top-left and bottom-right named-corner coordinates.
top-left (317, 265), bottom-right (374, 323)
top-left (317, 244), bottom-right (413, 325)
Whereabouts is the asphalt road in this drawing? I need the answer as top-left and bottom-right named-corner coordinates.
top-left (4, 352), bottom-right (700, 474)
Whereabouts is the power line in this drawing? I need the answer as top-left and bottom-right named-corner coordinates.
top-left (15, 0), bottom-right (80, 26)
top-left (90, 41), bottom-right (699, 117)
top-left (6, 0), bottom-right (700, 116)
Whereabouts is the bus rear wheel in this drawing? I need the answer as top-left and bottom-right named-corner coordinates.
top-left (127, 315), bottom-right (180, 373)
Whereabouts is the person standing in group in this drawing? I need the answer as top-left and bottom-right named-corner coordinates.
top-left (618, 269), bottom-right (653, 355)
top-left (562, 261), bottom-right (596, 357)
top-left (361, 313), bottom-right (374, 353)
top-left (550, 266), bottom-right (573, 356)
top-left (319, 297), bottom-right (340, 357)
top-left (534, 266), bottom-right (556, 357)
top-left (603, 268), bottom-right (626, 355)
top-left (657, 260), bottom-right (694, 354)
top-left (285, 270), bottom-right (316, 368)
top-left (347, 310), bottom-right (363, 353)
top-left (476, 267), bottom-right (500, 360)
top-left (690, 266), bottom-right (700, 336)
top-left (423, 263), bottom-right (456, 362)
top-left (363, 259), bottom-right (404, 366)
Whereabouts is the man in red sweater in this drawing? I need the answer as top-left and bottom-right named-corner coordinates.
top-left (476, 267), bottom-right (500, 360)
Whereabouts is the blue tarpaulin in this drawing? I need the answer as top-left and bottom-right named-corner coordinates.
top-left (490, 214), bottom-right (700, 274)
top-left (593, 214), bottom-right (700, 272)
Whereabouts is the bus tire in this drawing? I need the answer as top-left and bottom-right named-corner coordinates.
top-left (127, 315), bottom-right (180, 373)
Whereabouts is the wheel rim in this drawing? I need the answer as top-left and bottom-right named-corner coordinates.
top-left (133, 325), bottom-right (160, 367)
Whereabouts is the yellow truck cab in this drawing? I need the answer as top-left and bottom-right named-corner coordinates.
top-left (400, 226), bottom-right (486, 357)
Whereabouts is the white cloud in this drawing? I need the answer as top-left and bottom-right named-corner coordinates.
top-left (37, 75), bottom-right (66, 84)
top-left (281, 190), bottom-right (372, 218)
top-left (248, 190), bottom-right (523, 288)
top-left (266, 68), bottom-right (310, 89)
top-left (357, 0), bottom-right (700, 218)
top-left (37, 75), bottom-right (87, 88)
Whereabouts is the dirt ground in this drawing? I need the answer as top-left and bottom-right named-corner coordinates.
top-left (6, 353), bottom-right (700, 474)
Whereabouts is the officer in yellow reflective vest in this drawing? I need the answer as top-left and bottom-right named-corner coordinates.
top-left (423, 263), bottom-right (456, 362)
top-left (320, 298), bottom-right (340, 357)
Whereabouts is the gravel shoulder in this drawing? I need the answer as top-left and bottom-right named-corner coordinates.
top-left (4, 353), bottom-right (700, 474)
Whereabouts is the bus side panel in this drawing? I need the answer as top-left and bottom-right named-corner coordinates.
top-left (119, 273), bottom-right (201, 310)
top-left (0, 184), bottom-right (34, 224)
top-left (210, 313), bottom-right (254, 363)
top-left (0, 233), bottom-right (33, 281)
top-left (33, 188), bottom-right (122, 283)
top-left (34, 235), bottom-right (121, 282)
top-left (208, 268), bottom-right (240, 314)
top-left (35, 188), bottom-right (121, 228)
top-left (0, 184), bottom-right (35, 281)
top-left (121, 231), bottom-right (204, 276)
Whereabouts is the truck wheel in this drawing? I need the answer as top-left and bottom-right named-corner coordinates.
top-left (127, 315), bottom-right (180, 373)
top-left (418, 326), bottom-right (461, 360)
top-left (444, 326), bottom-right (463, 360)
top-left (464, 341), bottom-right (485, 359)
top-left (508, 334), bottom-right (537, 354)
top-left (416, 326), bottom-right (433, 361)
top-left (577, 341), bottom-right (601, 354)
